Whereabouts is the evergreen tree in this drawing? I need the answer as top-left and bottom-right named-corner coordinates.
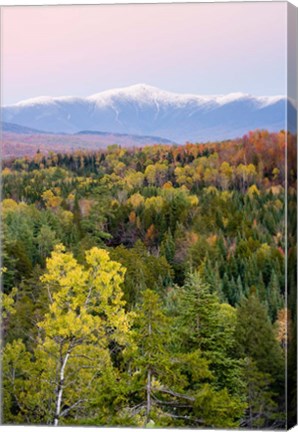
top-left (173, 272), bottom-right (246, 405)
top-left (235, 290), bottom-right (285, 427)
top-left (267, 271), bottom-right (283, 321)
top-left (123, 289), bottom-right (245, 428)
top-left (235, 291), bottom-right (284, 382)
top-left (174, 271), bottom-right (220, 352)
top-left (160, 229), bottom-right (175, 265)
top-left (242, 358), bottom-right (281, 429)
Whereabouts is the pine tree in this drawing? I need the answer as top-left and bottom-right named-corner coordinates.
top-left (267, 271), bottom-right (283, 321)
top-left (126, 289), bottom-right (174, 426)
top-left (160, 229), bottom-right (175, 265)
top-left (242, 358), bottom-right (281, 429)
top-left (236, 275), bottom-right (245, 304)
top-left (235, 290), bottom-right (285, 427)
top-left (124, 288), bottom-right (245, 428)
top-left (172, 272), bottom-right (246, 411)
top-left (235, 291), bottom-right (284, 382)
top-left (174, 271), bottom-right (220, 352)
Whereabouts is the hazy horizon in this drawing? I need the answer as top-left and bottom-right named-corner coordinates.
top-left (2, 3), bottom-right (287, 105)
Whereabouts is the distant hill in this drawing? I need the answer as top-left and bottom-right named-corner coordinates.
top-left (2, 122), bottom-right (48, 135)
top-left (3, 84), bottom-right (295, 142)
top-left (76, 129), bottom-right (174, 144)
top-left (1, 127), bottom-right (176, 159)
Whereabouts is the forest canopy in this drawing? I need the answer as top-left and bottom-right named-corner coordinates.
top-left (1, 130), bottom-right (296, 428)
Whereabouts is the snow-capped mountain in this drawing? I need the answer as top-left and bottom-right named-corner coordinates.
top-left (2, 84), bottom-right (293, 142)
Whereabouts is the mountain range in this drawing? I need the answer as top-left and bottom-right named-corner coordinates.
top-left (2, 84), bottom-right (294, 143)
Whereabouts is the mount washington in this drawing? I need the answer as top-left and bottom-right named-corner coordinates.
top-left (2, 84), bottom-right (293, 143)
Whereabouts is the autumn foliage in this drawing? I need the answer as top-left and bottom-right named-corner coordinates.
top-left (1, 130), bottom-right (296, 428)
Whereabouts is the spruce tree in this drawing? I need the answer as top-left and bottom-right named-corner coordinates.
top-left (235, 291), bottom-right (284, 382)
top-left (124, 288), bottom-right (245, 428)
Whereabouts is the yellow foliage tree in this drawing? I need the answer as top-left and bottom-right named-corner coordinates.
top-left (42, 190), bottom-right (62, 209)
top-left (3, 245), bottom-right (132, 425)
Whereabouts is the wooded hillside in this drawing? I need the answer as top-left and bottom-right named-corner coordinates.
top-left (2, 130), bottom-right (296, 428)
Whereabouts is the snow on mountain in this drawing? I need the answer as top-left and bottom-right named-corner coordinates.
top-left (2, 84), bottom-right (292, 142)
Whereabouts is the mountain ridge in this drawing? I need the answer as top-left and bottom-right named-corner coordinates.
top-left (2, 121), bottom-right (50, 135)
top-left (5, 84), bottom-right (286, 109)
top-left (2, 84), bottom-right (294, 142)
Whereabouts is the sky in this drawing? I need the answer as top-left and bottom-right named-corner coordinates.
top-left (1, 2), bottom-right (287, 105)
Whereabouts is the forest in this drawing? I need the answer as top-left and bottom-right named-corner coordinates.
top-left (1, 129), bottom-right (297, 428)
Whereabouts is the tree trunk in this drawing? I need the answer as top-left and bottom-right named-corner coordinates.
top-left (146, 368), bottom-right (151, 422)
top-left (146, 320), bottom-right (152, 423)
top-left (54, 351), bottom-right (70, 426)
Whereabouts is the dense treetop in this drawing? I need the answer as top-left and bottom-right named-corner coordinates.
top-left (2, 130), bottom-right (296, 427)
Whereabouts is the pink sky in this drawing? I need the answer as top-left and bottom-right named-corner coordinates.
top-left (1, 3), bottom-right (287, 104)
